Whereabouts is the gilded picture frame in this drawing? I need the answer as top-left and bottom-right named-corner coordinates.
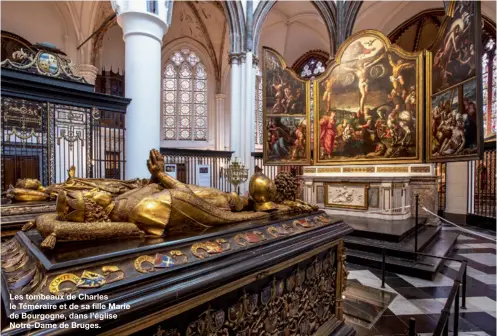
top-left (263, 47), bottom-right (312, 165)
top-left (324, 182), bottom-right (369, 210)
top-left (314, 30), bottom-right (424, 166)
top-left (425, 0), bottom-right (483, 162)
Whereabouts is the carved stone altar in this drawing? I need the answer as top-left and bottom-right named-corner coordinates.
top-left (0, 212), bottom-right (354, 336)
top-left (301, 164), bottom-right (437, 220)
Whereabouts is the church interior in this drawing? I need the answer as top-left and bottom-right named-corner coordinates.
top-left (1, 1), bottom-right (496, 335)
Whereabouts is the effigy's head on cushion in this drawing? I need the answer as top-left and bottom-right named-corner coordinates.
top-left (15, 178), bottom-right (42, 190)
top-left (56, 190), bottom-right (113, 223)
top-left (248, 172), bottom-right (278, 211)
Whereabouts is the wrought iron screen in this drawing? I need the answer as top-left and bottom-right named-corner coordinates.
top-left (92, 110), bottom-right (126, 180)
top-left (1, 96), bottom-right (126, 192)
top-left (469, 147), bottom-right (496, 218)
top-left (1, 97), bottom-right (49, 190)
top-left (435, 162), bottom-right (447, 215)
top-left (160, 148), bottom-right (233, 192)
top-left (252, 152), bottom-right (304, 180)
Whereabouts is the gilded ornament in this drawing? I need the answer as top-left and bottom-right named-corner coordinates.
top-left (2, 250), bottom-right (26, 269)
top-left (102, 266), bottom-right (125, 284)
top-left (3, 254), bottom-right (29, 273)
top-left (245, 293), bottom-right (259, 314)
top-left (293, 218), bottom-right (314, 229)
top-left (260, 285), bottom-right (273, 305)
top-left (8, 268), bottom-right (37, 290)
top-left (227, 301), bottom-right (244, 323)
top-left (342, 167), bottom-right (375, 173)
top-left (234, 231), bottom-right (266, 246)
top-left (267, 224), bottom-right (293, 237)
top-left (191, 239), bottom-right (231, 259)
top-left (315, 214), bottom-right (332, 223)
top-left (134, 256), bottom-right (156, 274)
top-left (376, 166), bottom-right (409, 173)
top-left (286, 273), bottom-right (296, 292)
top-left (411, 166), bottom-right (431, 173)
top-left (76, 271), bottom-right (106, 288)
top-left (317, 167), bottom-right (341, 173)
top-left (1, 239), bottom-right (20, 255)
top-left (303, 168), bottom-right (316, 174)
top-left (20, 269), bottom-right (43, 294)
top-left (49, 273), bottom-right (81, 295)
top-left (154, 251), bottom-right (188, 268)
top-left (168, 248), bottom-right (339, 334)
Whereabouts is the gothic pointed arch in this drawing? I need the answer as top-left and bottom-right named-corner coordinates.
top-left (220, 1), bottom-right (245, 54)
top-left (252, 0), bottom-right (337, 58)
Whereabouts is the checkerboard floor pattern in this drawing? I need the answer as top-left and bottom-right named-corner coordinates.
top-left (347, 224), bottom-right (496, 336)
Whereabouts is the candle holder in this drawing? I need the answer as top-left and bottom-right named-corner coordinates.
top-left (222, 157), bottom-right (249, 195)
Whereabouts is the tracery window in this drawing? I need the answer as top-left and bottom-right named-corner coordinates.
top-left (255, 66), bottom-right (263, 148)
top-left (482, 38), bottom-right (496, 138)
top-left (299, 58), bottom-right (326, 79)
top-left (162, 49), bottom-right (208, 141)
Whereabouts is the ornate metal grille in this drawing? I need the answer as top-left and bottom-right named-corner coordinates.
top-left (1, 96), bottom-right (126, 193)
top-left (469, 148), bottom-right (496, 218)
top-left (435, 162), bottom-right (446, 214)
top-left (160, 148), bottom-right (233, 192)
top-left (91, 110), bottom-right (126, 180)
top-left (1, 97), bottom-right (49, 190)
top-left (252, 152), bottom-right (304, 179)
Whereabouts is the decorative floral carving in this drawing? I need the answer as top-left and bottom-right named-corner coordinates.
top-left (157, 250), bottom-right (338, 335)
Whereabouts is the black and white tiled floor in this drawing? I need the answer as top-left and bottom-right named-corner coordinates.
top-left (346, 224), bottom-right (496, 336)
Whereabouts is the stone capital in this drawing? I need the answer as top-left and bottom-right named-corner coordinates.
top-left (228, 53), bottom-right (242, 65)
top-left (74, 64), bottom-right (98, 85)
top-left (215, 93), bottom-right (227, 100)
top-left (116, 11), bottom-right (169, 43)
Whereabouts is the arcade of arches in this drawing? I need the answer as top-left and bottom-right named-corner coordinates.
top-left (1, 1), bottom-right (497, 335)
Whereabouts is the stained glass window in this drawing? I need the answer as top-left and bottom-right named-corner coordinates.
top-left (482, 53), bottom-right (489, 133)
top-left (255, 66), bottom-right (263, 147)
top-left (299, 58), bottom-right (325, 79)
top-left (482, 38), bottom-right (496, 138)
top-left (162, 49), bottom-right (207, 141)
top-left (492, 52), bottom-right (497, 134)
top-left (310, 79), bottom-right (315, 144)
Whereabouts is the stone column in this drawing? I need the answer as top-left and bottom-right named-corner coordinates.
top-left (445, 162), bottom-right (469, 222)
top-left (243, 52), bottom-right (255, 191)
top-left (215, 94), bottom-right (226, 151)
top-left (112, 1), bottom-right (171, 178)
top-left (229, 54), bottom-right (242, 160)
top-left (75, 64), bottom-right (98, 85)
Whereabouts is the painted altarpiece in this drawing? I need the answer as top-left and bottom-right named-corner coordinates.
top-left (263, 47), bottom-right (311, 165)
top-left (425, 0), bottom-right (483, 162)
top-left (314, 30), bottom-right (423, 166)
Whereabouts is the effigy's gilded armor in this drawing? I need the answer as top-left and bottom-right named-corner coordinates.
top-left (24, 149), bottom-right (317, 249)
top-left (6, 166), bottom-right (147, 202)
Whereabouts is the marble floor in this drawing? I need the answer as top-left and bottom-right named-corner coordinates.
top-left (345, 223), bottom-right (496, 336)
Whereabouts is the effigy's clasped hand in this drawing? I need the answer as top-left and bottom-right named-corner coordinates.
top-left (19, 149), bottom-right (319, 248)
top-left (147, 149), bottom-right (165, 177)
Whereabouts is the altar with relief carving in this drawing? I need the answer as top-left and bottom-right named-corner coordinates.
top-left (300, 164), bottom-right (438, 220)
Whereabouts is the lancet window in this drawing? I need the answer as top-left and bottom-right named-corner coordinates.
top-left (162, 49), bottom-right (208, 141)
top-left (255, 66), bottom-right (263, 148)
top-left (482, 38), bottom-right (496, 138)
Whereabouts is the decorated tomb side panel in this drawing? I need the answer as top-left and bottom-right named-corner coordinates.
top-left (426, 0), bottom-right (483, 162)
top-left (135, 245), bottom-right (345, 336)
top-left (314, 30), bottom-right (423, 166)
top-left (263, 48), bottom-right (311, 166)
